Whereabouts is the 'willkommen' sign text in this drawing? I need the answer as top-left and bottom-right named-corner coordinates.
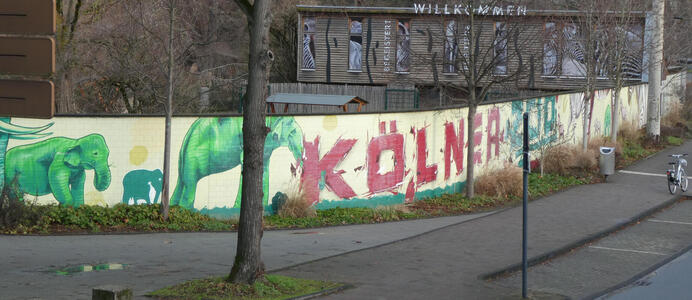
top-left (413, 3), bottom-right (527, 16)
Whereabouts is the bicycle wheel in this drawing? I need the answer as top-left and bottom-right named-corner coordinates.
top-left (681, 168), bottom-right (688, 192)
top-left (668, 171), bottom-right (678, 194)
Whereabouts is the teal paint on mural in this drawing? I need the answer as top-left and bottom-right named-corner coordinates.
top-left (413, 181), bottom-right (466, 199)
top-left (604, 104), bottom-right (612, 137)
top-left (122, 169), bottom-right (163, 205)
top-left (506, 97), bottom-right (557, 166)
top-left (171, 116), bottom-right (303, 210)
top-left (0, 117), bottom-right (53, 193)
top-left (4, 134), bottom-right (111, 207)
top-left (199, 206), bottom-right (275, 219)
top-left (315, 195), bottom-right (406, 210)
top-left (197, 181), bottom-right (466, 218)
top-left (315, 181), bottom-right (467, 210)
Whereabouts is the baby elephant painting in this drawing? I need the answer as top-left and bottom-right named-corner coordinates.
top-left (122, 169), bottom-right (163, 205)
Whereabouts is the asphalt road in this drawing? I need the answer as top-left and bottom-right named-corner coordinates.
top-left (493, 198), bottom-right (692, 299)
top-left (603, 248), bottom-right (692, 299)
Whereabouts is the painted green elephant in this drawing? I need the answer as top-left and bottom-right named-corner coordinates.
top-left (0, 117), bottom-right (53, 193)
top-left (171, 116), bottom-right (303, 209)
top-left (4, 134), bottom-right (111, 207)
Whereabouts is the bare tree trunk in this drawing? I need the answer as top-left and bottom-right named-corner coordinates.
top-left (229, 0), bottom-right (273, 284)
top-left (582, 90), bottom-right (590, 151)
top-left (646, 0), bottom-right (664, 141)
top-left (57, 72), bottom-right (74, 113)
top-left (160, 0), bottom-right (175, 221)
top-left (465, 101), bottom-right (477, 199)
top-left (610, 81), bottom-right (621, 144)
top-left (55, 0), bottom-right (81, 114)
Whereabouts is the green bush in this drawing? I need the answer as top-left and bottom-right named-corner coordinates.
top-left (0, 181), bottom-right (48, 232)
top-left (1, 201), bottom-right (236, 234)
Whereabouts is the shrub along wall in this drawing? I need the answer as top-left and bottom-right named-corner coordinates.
top-left (0, 77), bottom-right (683, 218)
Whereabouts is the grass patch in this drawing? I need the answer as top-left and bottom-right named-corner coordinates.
top-left (527, 173), bottom-right (588, 198)
top-left (666, 136), bottom-right (684, 146)
top-left (148, 274), bottom-right (343, 300)
top-left (613, 120), bottom-right (684, 168)
top-left (265, 206), bottom-right (420, 229)
top-left (618, 137), bottom-right (658, 167)
top-left (409, 194), bottom-right (501, 215)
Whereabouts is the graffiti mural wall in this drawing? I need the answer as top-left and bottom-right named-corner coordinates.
top-left (1, 83), bottom-right (679, 217)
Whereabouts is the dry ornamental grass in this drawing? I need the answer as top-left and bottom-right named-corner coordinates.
top-left (277, 183), bottom-right (316, 218)
top-left (542, 145), bottom-right (598, 177)
top-left (618, 120), bottom-right (642, 142)
top-left (474, 163), bottom-right (522, 199)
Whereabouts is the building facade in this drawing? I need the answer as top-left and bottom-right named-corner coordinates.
top-left (296, 5), bottom-right (646, 93)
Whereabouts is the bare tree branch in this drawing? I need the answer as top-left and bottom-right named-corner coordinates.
top-left (233, 0), bottom-right (254, 21)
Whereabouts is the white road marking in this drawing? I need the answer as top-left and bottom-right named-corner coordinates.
top-left (648, 219), bottom-right (692, 226)
top-left (588, 246), bottom-right (668, 256)
top-left (619, 170), bottom-right (692, 179)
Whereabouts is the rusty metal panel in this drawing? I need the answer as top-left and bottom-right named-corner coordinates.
top-left (0, 37), bottom-right (55, 75)
top-left (0, 80), bottom-right (54, 118)
top-left (0, 0), bottom-right (56, 34)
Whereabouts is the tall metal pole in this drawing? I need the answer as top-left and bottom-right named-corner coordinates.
top-left (522, 112), bottom-right (529, 298)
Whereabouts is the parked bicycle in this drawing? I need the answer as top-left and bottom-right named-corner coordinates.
top-left (667, 154), bottom-right (688, 194)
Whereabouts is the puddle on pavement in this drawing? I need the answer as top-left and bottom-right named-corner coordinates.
top-left (53, 263), bottom-right (127, 275)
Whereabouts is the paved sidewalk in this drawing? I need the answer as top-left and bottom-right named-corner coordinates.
top-left (0, 211), bottom-right (491, 299)
top-left (276, 140), bottom-right (692, 299)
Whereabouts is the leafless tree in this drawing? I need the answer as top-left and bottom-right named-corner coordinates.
top-left (53, 0), bottom-right (249, 114)
top-left (544, 1), bottom-right (621, 151)
top-left (594, 1), bottom-right (643, 143)
top-left (54, 0), bottom-right (85, 113)
top-left (160, 0), bottom-right (177, 220)
top-left (415, 0), bottom-right (538, 198)
top-left (268, 1), bottom-right (300, 83)
top-left (228, 0), bottom-right (274, 285)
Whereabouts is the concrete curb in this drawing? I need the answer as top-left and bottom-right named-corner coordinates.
top-left (584, 241), bottom-right (692, 299)
top-left (287, 284), bottom-right (355, 300)
top-left (479, 194), bottom-right (686, 280)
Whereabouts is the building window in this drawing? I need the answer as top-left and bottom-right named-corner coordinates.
top-left (561, 22), bottom-right (585, 77)
top-left (622, 24), bottom-right (643, 79)
top-left (461, 24), bottom-right (470, 69)
top-left (543, 22), bottom-right (560, 76)
top-left (541, 21), bottom-right (591, 77)
top-left (349, 18), bottom-right (363, 71)
top-left (302, 17), bottom-right (316, 70)
top-left (443, 20), bottom-right (457, 73)
top-left (493, 22), bottom-right (507, 74)
top-left (396, 19), bottom-right (411, 73)
top-left (543, 21), bottom-right (642, 79)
